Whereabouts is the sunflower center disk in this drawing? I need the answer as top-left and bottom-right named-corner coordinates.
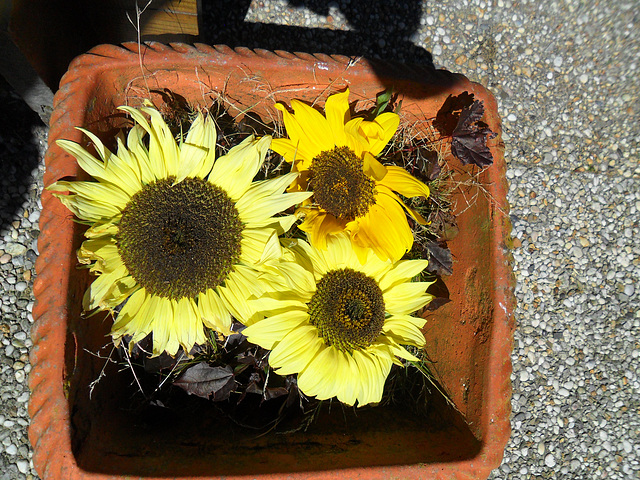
top-left (307, 268), bottom-right (385, 353)
top-left (309, 146), bottom-right (377, 221)
top-left (117, 177), bottom-right (243, 299)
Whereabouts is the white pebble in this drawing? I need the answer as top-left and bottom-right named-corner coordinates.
top-left (545, 454), bottom-right (556, 467)
top-left (17, 459), bottom-right (29, 474)
top-left (5, 444), bottom-right (17, 455)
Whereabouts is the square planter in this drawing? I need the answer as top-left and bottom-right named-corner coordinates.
top-left (30, 42), bottom-right (515, 480)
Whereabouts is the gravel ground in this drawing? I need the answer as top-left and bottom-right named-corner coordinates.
top-left (1, 0), bottom-right (639, 478)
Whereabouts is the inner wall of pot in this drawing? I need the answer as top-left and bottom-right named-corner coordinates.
top-left (66, 63), bottom-right (490, 476)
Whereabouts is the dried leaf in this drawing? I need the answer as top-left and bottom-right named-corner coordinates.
top-left (174, 363), bottom-right (235, 401)
top-left (415, 147), bottom-right (441, 181)
top-left (450, 100), bottom-right (496, 168)
top-left (428, 210), bottom-right (459, 242)
top-left (425, 241), bottom-right (453, 276)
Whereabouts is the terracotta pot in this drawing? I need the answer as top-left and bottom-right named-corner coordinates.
top-left (29, 42), bottom-right (515, 480)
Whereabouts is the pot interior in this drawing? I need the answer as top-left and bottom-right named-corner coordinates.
top-left (53, 50), bottom-right (505, 476)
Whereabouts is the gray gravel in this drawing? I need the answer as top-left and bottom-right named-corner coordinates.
top-left (2, 0), bottom-right (639, 478)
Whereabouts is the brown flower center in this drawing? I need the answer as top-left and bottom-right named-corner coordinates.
top-left (117, 177), bottom-right (243, 299)
top-left (308, 146), bottom-right (377, 221)
top-left (307, 268), bottom-right (385, 353)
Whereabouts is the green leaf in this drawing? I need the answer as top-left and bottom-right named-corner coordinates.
top-left (369, 89), bottom-right (394, 120)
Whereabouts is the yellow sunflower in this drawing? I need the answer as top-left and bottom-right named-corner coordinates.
top-left (49, 105), bottom-right (311, 356)
top-left (271, 89), bottom-right (431, 262)
top-left (242, 233), bottom-right (434, 407)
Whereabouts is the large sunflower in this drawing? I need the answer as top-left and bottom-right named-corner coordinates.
top-left (271, 89), bottom-right (431, 262)
top-left (49, 105), bottom-right (311, 356)
top-left (242, 233), bottom-right (434, 407)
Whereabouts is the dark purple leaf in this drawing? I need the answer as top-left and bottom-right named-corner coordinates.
top-left (425, 241), bottom-right (453, 276)
top-left (455, 100), bottom-right (485, 130)
top-left (451, 100), bottom-right (496, 168)
top-left (224, 331), bottom-right (248, 350)
top-left (245, 381), bottom-right (263, 396)
top-left (174, 363), bottom-right (235, 401)
top-left (434, 92), bottom-right (476, 137)
top-left (451, 136), bottom-right (494, 168)
top-left (143, 352), bottom-right (182, 373)
top-left (264, 387), bottom-right (290, 400)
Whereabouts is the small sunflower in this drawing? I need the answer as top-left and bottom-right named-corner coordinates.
top-left (242, 233), bottom-right (434, 407)
top-left (271, 89), bottom-right (431, 262)
top-left (50, 105), bottom-right (311, 356)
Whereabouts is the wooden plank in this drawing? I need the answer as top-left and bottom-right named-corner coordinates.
top-left (122, 0), bottom-right (200, 36)
top-left (139, 10), bottom-right (198, 36)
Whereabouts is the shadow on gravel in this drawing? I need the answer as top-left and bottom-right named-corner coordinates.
top-left (199, 0), bottom-right (435, 69)
top-left (0, 76), bottom-right (44, 235)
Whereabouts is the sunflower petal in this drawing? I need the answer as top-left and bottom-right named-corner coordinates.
top-left (324, 89), bottom-right (350, 146)
top-left (378, 259), bottom-right (430, 292)
top-left (235, 172), bottom-right (298, 212)
top-left (151, 297), bottom-right (179, 356)
top-left (208, 135), bottom-right (270, 200)
top-left (335, 351), bottom-right (360, 405)
top-left (384, 282), bottom-right (434, 315)
top-left (239, 191), bottom-right (312, 226)
top-left (142, 106), bottom-right (181, 178)
top-left (119, 106), bottom-right (168, 179)
top-left (82, 263), bottom-right (129, 311)
top-left (111, 288), bottom-right (149, 340)
top-left (367, 112), bottom-right (400, 156)
top-left (300, 210), bottom-right (346, 251)
top-left (352, 193), bottom-right (413, 262)
top-left (274, 103), bottom-right (320, 162)
top-left (382, 315), bottom-right (427, 347)
top-left (290, 99), bottom-right (334, 153)
top-left (269, 325), bottom-right (323, 375)
top-left (270, 138), bottom-right (302, 164)
top-left (198, 289), bottom-right (233, 334)
top-left (174, 297), bottom-right (206, 353)
top-left (126, 124), bottom-right (157, 183)
top-left (77, 128), bottom-right (142, 195)
top-left (242, 310), bottom-right (309, 350)
top-left (51, 180), bottom-right (129, 211)
top-left (297, 346), bottom-right (342, 400)
top-left (377, 185), bottom-right (429, 225)
top-left (176, 112), bottom-right (217, 183)
top-left (362, 152), bottom-right (388, 181)
top-left (380, 165), bottom-right (430, 198)
top-left (343, 117), bottom-right (367, 157)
